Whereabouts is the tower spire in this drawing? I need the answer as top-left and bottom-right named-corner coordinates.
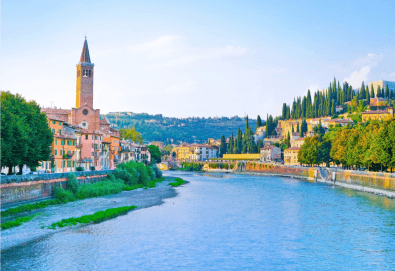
top-left (80, 37), bottom-right (91, 63)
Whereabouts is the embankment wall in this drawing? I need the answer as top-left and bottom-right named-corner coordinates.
top-left (0, 170), bottom-right (113, 206)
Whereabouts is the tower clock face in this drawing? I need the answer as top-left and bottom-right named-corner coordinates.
top-left (83, 109), bottom-right (88, 115)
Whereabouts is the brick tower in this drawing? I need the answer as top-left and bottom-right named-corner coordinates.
top-left (76, 37), bottom-right (94, 108)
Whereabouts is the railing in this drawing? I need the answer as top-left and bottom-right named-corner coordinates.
top-left (1, 169), bottom-right (115, 184)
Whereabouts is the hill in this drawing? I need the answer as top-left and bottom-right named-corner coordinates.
top-left (103, 113), bottom-right (256, 144)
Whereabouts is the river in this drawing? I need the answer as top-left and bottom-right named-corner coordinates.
top-left (2, 172), bottom-right (395, 270)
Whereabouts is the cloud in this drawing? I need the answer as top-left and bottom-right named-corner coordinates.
top-left (389, 71), bottom-right (395, 77)
top-left (344, 66), bottom-right (371, 88)
top-left (130, 35), bottom-right (247, 67)
top-left (351, 53), bottom-right (383, 68)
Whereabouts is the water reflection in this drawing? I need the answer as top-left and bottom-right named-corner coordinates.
top-left (2, 172), bottom-right (395, 270)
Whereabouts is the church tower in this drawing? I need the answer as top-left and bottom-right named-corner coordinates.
top-left (76, 37), bottom-right (94, 108)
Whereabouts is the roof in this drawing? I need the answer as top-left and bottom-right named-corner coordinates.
top-left (47, 116), bottom-right (65, 122)
top-left (41, 108), bottom-right (71, 115)
top-left (80, 38), bottom-right (91, 63)
top-left (260, 145), bottom-right (275, 150)
top-left (362, 110), bottom-right (391, 115)
top-left (285, 147), bottom-right (301, 151)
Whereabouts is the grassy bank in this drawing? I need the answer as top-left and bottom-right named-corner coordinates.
top-left (169, 178), bottom-right (186, 187)
top-left (2, 162), bottom-right (163, 218)
top-left (48, 206), bottom-right (137, 229)
top-left (1, 214), bottom-right (37, 230)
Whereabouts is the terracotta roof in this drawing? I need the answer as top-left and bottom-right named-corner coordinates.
top-left (260, 145), bottom-right (275, 150)
top-left (285, 147), bottom-right (301, 151)
top-left (54, 134), bottom-right (76, 140)
top-left (47, 116), bottom-right (65, 122)
top-left (80, 38), bottom-right (91, 63)
top-left (362, 110), bottom-right (391, 115)
top-left (41, 108), bottom-right (71, 115)
top-left (294, 138), bottom-right (305, 141)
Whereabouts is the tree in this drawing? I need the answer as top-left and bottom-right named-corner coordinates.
top-left (257, 139), bottom-right (263, 151)
top-left (228, 133), bottom-right (234, 154)
top-left (256, 115), bottom-right (262, 130)
top-left (120, 126), bottom-right (143, 144)
top-left (1, 91), bottom-right (53, 174)
top-left (219, 135), bottom-right (227, 158)
top-left (385, 85), bottom-right (389, 100)
top-left (371, 85), bottom-right (375, 98)
top-left (147, 145), bottom-right (161, 164)
top-left (298, 136), bottom-right (320, 166)
top-left (300, 119), bottom-right (307, 137)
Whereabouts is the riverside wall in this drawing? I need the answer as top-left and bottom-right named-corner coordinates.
top-left (203, 161), bottom-right (395, 198)
top-left (0, 170), bottom-right (113, 206)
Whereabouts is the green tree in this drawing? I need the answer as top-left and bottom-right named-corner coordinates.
top-left (298, 136), bottom-right (320, 166)
top-left (256, 115), bottom-right (262, 130)
top-left (120, 126), bottom-right (143, 144)
top-left (147, 145), bottom-right (161, 164)
top-left (1, 91), bottom-right (53, 174)
top-left (371, 85), bottom-right (375, 98)
top-left (219, 135), bottom-right (227, 158)
top-left (385, 85), bottom-right (389, 100)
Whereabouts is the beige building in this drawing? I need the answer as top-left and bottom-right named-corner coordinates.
top-left (284, 147), bottom-right (301, 166)
top-left (368, 80), bottom-right (395, 97)
top-left (260, 145), bottom-right (281, 162)
top-left (291, 137), bottom-right (305, 148)
top-left (362, 108), bottom-right (394, 122)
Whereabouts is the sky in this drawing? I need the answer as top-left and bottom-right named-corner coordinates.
top-left (1, 0), bottom-right (395, 118)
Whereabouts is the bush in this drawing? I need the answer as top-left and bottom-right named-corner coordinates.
top-left (169, 178), bottom-right (185, 187)
top-left (66, 173), bottom-right (79, 194)
top-left (152, 165), bottom-right (163, 178)
top-left (53, 187), bottom-right (76, 203)
top-left (146, 166), bottom-right (155, 181)
top-left (114, 168), bottom-right (135, 185)
top-left (1, 214), bottom-right (37, 230)
top-left (75, 179), bottom-right (124, 200)
top-left (90, 166), bottom-right (95, 171)
top-left (76, 166), bottom-right (84, 172)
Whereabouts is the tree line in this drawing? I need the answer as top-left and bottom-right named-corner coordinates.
top-left (281, 78), bottom-right (395, 120)
top-left (298, 120), bottom-right (395, 172)
top-left (1, 91), bottom-right (53, 174)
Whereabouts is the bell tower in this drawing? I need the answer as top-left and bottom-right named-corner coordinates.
top-left (76, 37), bottom-right (94, 108)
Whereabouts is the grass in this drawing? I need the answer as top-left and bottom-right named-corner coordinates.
top-left (169, 178), bottom-right (186, 187)
top-left (1, 199), bottom-right (61, 217)
top-left (1, 214), bottom-right (37, 230)
top-left (48, 206), bottom-right (137, 229)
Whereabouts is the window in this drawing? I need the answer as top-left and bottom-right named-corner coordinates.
top-left (53, 121), bottom-right (56, 124)
top-left (61, 140), bottom-right (65, 145)
top-left (61, 150), bottom-right (63, 156)
top-left (85, 135), bottom-right (88, 140)
top-left (55, 140), bottom-right (57, 145)
top-left (55, 149), bottom-right (57, 155)
top-left (52, 129), bottom-right (55, 134)
top-left (58, 130), bottom-right (61, 135)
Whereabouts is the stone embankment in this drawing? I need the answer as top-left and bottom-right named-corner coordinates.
top-left (1, 170), bottom-right (113, 206)
top-left (202, 161), bottom-right (395, 198)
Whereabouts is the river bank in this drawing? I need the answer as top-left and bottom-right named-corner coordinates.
top-left (202, 168), bottom-right (395, 199)
top-left (1, 180), bottom-right (180, 251)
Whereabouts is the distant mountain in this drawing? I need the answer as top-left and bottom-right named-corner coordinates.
top-left (103, 112), bottom-right (256, 144)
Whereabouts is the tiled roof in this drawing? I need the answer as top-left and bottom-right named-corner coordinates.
top-left (362, 110), bottom-right (391, 115)
top-left (41, 108), bottom-right (71, 114)
top-left (285, 147), bottom-right (301, 151)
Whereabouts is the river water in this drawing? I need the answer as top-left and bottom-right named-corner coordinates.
top-left (2, 172), bottom-right (395, 270)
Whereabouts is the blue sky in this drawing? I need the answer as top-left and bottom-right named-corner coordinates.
top-left (2, 0), bottom-right (395, 118)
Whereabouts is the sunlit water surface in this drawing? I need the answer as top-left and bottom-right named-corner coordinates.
top-left (2, 172), bottom-right (395, 270)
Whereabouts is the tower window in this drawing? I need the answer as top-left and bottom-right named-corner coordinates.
top-left (89, 70), bottom-right (91, 77)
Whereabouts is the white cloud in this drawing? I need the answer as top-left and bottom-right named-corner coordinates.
top-left (351, 53), bottom-right (383, 68)
top-left (389, 71), bottom-right (395, 77)
top-left (130, 35), bottom-right (247, 68)
top-left (344, 66), bottom-right (371, 88)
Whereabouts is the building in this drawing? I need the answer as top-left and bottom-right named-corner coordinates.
top-left (260, 145), bottom-right (281, 162)
top-left (368, 80), bottom-right (395, 97)
top-left (291, 137), bottom-right (305, 148)
top-left (335, 106), bottom-right (343, 113)
top-left (370, 97), bottom-right (386, 106)
top-left (222, 153), bottom-right (260, 161)
top-left (178, 145), bottom-right (192, 162)
top-left (321, 118), bottom-right (353, 128)
top-left (190, 145), bottom-right (218, 161)
top-left (284, 147), bottom-right (301, 166)
top-left (361, 108), bottom-right (394, 122)
top-left (38, 38), bottom-right (139, 173)
top-left (254, 126), bottom-right (266, 142)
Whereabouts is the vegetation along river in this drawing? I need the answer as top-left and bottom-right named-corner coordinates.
top-left (2, 172), bottom-right (395, 270)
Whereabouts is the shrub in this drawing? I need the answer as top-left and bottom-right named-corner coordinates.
top-left (151, 165), bottom-right (162, 178)
top-left (76, 166), bottom-right (84, 172)
top-left (53, 187), bottom-right (76, 203)
top-left (1, 214), bottom-right (37, 230)
top-left (75, 179), bottom-right (124, 200)
top-left (114, 168), bottom-right (134, 185)
top-left (66, 173), bottom-right (79, 194)
top-left (146, 166), bottom-right (155, 181)
top-left (90, 166), bottom-right (95, 171)
top-left (169, 178), bottom-right (185, 187)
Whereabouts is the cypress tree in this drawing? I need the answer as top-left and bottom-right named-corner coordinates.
top-left (228, 133), bottom-right (234, 154)
top-left (371, 85), bottom-right (375, 98)
top-left (390, 89), bottom-right (394, 100)
top-left (385, 85), bottom-right (389, 100)
top-left (219, 135), bottom-right (227, 158)
top-left (377, 85), bottom-right (382, 98)
top-left (256, 115), bottom-right (262, 129)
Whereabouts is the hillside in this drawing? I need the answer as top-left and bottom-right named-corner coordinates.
top-left (103, 113), bottom-right (256, 143)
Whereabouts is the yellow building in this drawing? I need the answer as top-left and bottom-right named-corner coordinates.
top-left (178, 146), bottom-right (192, 162)
top-left (222, 154), bottom-right (260, 160)
top-left (362, 108), bottom-right (394, 122)
top-left (284, 147), bottom-right (301, 166)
